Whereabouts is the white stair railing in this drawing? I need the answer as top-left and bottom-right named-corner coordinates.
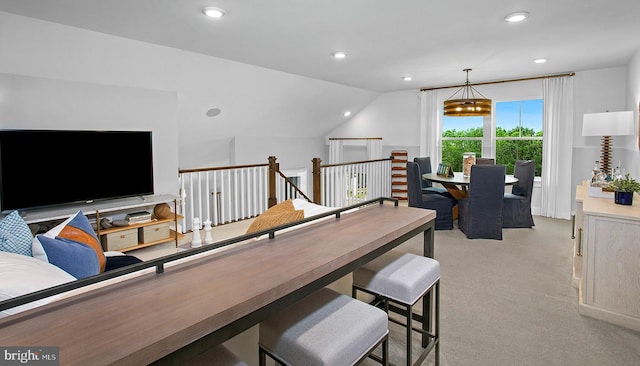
top-left (179, 164), bottom-right (269, 233)
top-left (179, 157), bottom-right (392, 234)
top-left (317, 158), bottom-right (392, 207)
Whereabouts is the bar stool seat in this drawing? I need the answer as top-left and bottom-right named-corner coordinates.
top-left (353, 250), bottom-right (440, 366)
top-left (259, 287), bottom-right (389, 366)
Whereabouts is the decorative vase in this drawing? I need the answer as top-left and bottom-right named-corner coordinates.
top-left (614, 191), bottom-right (633, 205)
top-left (462, 152), bottom-right (476, 177)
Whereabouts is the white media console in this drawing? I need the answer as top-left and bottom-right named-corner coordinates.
top-left (10, 194), bottom-right (181, 252)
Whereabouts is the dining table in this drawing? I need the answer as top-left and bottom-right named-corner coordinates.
top-left (423, 172), bottom-right (518, 219)
top-left (423, 172), bottom-right (519, 200)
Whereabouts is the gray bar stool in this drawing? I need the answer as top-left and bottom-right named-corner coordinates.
top-left (353, 250), bottom-right (440, 366)
top-left (259, 287), bottom-right (389, 365)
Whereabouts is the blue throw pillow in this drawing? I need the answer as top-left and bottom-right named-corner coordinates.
top-left (33, 235), bottom-right (100, 279)
top-left (31, 211), bottom-right (104, 279)
top-left (0, 211), bottom-right (33, 256)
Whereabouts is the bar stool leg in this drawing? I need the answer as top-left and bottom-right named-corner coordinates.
top-left (435, 282), bottom-right (440, 366)
top-left (406, 304), bottom-right (413, 366)
top-left (423, 291), bottom-right (431, 348)
top-left (382, 337), bottom-right (389, 366)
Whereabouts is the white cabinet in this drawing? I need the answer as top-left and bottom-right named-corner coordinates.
top-left (16, 194), bottom-right (181, 253)
top-left (576, 183), bottom-right (640, 332)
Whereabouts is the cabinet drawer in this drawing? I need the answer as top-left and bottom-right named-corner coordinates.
top-left (139, 222), bottom-right (170, 243)
top-left (101, 228), bottom-right (138, 251)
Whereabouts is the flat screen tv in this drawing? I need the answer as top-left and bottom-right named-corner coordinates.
top-left (0, 130), bottom-right (154, 212)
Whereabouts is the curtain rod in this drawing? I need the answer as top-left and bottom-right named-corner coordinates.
top-left (329, 137), bottom-right (383, 140)
top-left (419, 72), bottom-right (575, 91)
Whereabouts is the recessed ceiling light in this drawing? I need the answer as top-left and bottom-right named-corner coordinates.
top-left (402, 76), bottom-right (413, 81)
top-left (343, 111), bottom-right (352, 117)
top-left (533, 58), bottom-right (548, 64)
top-left (333, 51), bottom-right (348, 59)
top-left (504, 11), bottom-right (529, 23)
top-left (203, 7), bottom-right (226, 18)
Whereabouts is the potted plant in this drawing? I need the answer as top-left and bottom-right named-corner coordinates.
top-left (608, 173), bottom-right (640, 205)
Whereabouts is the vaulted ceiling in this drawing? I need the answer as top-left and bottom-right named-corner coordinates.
top-left (0, 0), bottom-right (639, 92)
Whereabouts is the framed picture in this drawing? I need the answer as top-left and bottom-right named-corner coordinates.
top-left (437, 163), bottom-right (454, 177)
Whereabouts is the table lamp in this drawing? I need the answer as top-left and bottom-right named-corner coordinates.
top-left (582, 111), bottom-right (634, 174)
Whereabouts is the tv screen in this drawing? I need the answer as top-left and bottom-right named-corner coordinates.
top-left (0, 130), bottom-right (154, 212)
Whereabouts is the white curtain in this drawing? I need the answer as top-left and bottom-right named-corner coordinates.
top-left (328, 139), bottom-right (343, 164)
top-left (366, 139), bottom-right (382, 160)
top-left (541, 76), bottom-right (574, 219)
top-left (419, 90), bottom-right (440, 163)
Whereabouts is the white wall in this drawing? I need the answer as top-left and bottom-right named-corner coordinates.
top-left (571, 67), bottom-right (630, 208)
top-left (0, 73), bottom-right (179, 196)
top-left (0, 11), bottom-right (378, 176)
top-left (232, 136), bottom-right (325, 194)
top-left (328, 90), bottom-right (421, 146)
top-left (327, 90), bottom-right (422, 162)
top-left (626, 49), bottom-right (640, 179)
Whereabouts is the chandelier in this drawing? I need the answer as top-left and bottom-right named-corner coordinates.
top-left (444, 69), bottom-right (492, 117)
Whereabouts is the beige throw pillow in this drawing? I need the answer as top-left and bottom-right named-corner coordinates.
top-left (245, 199), bottom-right (304, 234)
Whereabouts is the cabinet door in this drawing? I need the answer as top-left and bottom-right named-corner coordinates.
top-left (583, 215), bottom-right (640, 318)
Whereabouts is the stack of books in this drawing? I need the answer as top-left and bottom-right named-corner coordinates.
top-left (126, 211), bottom-right (152, 224)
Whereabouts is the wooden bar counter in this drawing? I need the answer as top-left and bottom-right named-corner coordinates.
top-left (0, 202), bottom-right (436, 365)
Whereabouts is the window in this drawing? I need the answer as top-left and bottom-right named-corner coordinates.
top-left (441, 115), bottom-right (484, 172)
top-left (495, 100), bottom-right (543, 175)
top-left (440, 99), bottom-right (543, 176)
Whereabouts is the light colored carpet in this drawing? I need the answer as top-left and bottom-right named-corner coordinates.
top-left (131, 214), bottom-right (640, 366)
top-left (381, 215), bottom-right (640, 366)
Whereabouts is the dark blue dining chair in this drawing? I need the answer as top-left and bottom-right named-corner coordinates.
top-left (503, 160), bottom-right (535, 228)
top-left (476, 157), bottom-right (495, 165)
top-left (413, 157), bottom-right (449, 195)
top-left (458, 164), bottom-right (505, 240)
top-left (407, 161), bottom-right (454, 230)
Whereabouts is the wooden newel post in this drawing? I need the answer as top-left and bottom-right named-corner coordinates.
top-left (312, 157), bottom-right (322, 204)
top-left (268, 156), bottom-right (278, 208)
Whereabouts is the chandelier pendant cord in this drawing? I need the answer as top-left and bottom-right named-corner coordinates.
top-left (446, 69), bottom-right (489, 101)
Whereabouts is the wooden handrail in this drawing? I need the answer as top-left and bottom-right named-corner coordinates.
top-left (275, 170), bottom-right (313, 202)
top-left (320, 157), bottom-right (391, 169)
top-left (179, 163), bottom-right (269, 174)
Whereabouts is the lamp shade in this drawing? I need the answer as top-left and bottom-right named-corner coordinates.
top-left (582, 111), bottom-right (634, 136)
top-left (444, 69), bottom-right (492, 117)
top-left (444, 98), bottom-right (492, 117)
